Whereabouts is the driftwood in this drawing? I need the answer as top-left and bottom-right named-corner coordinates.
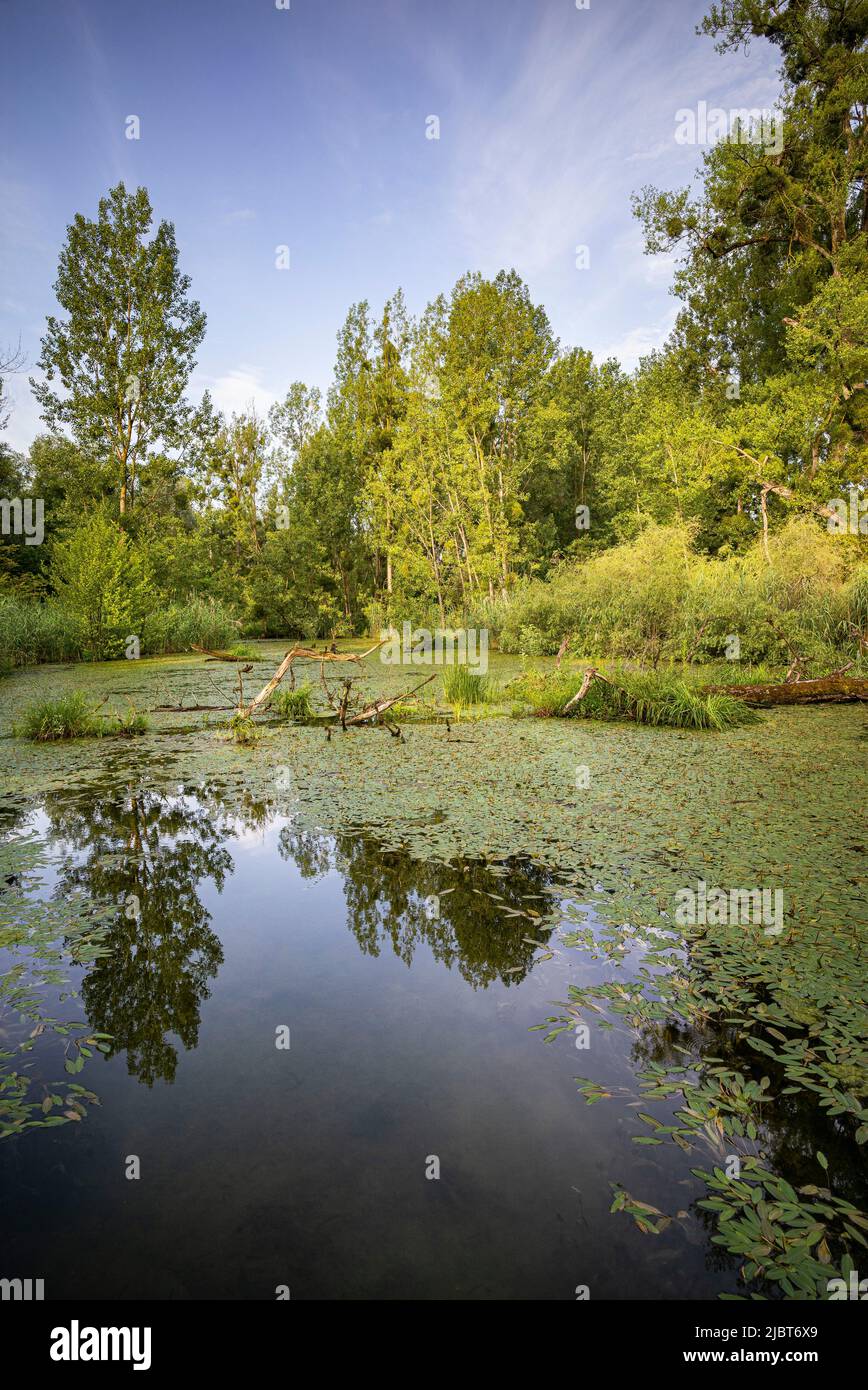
top-left (153, 702), bottom-right (234, 712)
top-left (241, 638), bottom-right (388, 718)
top-left (343, 673), bottom-right (435, 726)
top-left (705, 676), bottom-right (868, 706)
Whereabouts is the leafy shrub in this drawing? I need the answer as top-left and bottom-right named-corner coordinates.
top-left (51, 514), bottom-right (155, 661)
top-left (496, 521), bottom-right (867, 669)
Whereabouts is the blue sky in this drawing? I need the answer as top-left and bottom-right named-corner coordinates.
top-left (0, 0), bottom-right (780, 452)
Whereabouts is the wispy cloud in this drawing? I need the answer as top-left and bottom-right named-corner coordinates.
top-left (194, 366), bottom-right (276, 419)
top-left (598, 307), bottom-right (680, 372)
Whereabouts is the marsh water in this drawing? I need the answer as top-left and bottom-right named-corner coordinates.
top-left (1, 649), bottom-right (865, 1299)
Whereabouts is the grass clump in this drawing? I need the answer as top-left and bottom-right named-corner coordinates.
top-left (441, 665), bottom-right (494, 706)
top-left (14, 691), bottom-right (101, 741)
top-left (513, 668), bottom-right (758, 731)
top-left (106, 705), bottom-right (150, 737)
top-left (226, 642), bottom-right (261, 661)
top-left (269, 684), bottom-right (314, 720)
top-left (227, 712), bottom-right (259, 745)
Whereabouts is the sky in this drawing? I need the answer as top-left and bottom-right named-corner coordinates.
top-left (0, 0), bottom-right (781, 453)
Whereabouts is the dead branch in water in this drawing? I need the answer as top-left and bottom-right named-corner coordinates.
top-left (242, 638), bottom-right (389, 718)
top-left (343, 673), bottom-right (436, 726)
top-left (561, 667), bottom-right (617, 713)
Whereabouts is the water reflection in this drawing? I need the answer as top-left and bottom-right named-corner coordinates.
top-left (42, 789), bottom-right (230, 1085)
top-left (33, 786), bottom-right (558, 1085)
top-left (3, 783), bottom-right (865, 1300)
top-left (279, 825), bottom-right (556, 985)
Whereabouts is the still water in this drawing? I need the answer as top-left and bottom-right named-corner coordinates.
top-left (1, 785), bottom-right (738, 1300)
top-left (1, 664), bottom-right (865, 1302)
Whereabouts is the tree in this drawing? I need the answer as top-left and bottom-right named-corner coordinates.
top-left (51, 513), bottom-right (155, 659)
top-left (632, 0), bottom-right (866, 531)
top-left (33, 183), bottom-right (206, 514)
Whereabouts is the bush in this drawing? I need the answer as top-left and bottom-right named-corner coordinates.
top-left (51, 514), bottom-right (156, 661)
top-left (496, 521), bottom-right (867, 670)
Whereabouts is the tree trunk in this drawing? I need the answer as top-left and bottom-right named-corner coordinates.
top-left (705, 676), bottom-right (868, 706)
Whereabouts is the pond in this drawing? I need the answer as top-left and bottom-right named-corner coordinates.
top-left (1, 649), bottom-right (866, 1299)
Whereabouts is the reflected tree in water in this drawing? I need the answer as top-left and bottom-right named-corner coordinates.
top-left (43, 787), bottom-right (231, 1085)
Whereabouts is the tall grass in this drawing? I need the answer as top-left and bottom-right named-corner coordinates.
top-left (0, 593), bottom-right (239, 667)
top-left (269, 684), bottom-right (314, 720)
top-left (512, 668), bottom-right (758, 731)
top-left (12, 693), bottom-right (151, 740)
top-left (441, 665), bottom-right (494, 705)
top-left (0, 596), bottom-right (81, 667)
top-left (13, 692), bottom-right (101, 741)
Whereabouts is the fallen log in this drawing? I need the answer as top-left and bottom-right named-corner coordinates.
top-left (153, 703), bottom-right (235, 712)
top-left (704, 676), bottom-right (868, 706)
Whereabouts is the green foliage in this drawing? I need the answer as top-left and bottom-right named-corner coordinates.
top-left (0, 595), bottom-right (82, 666)
top-left (17, 0), bottom-right (867, 659)
top-left (495, 521), bottom-right (867, 669)
top-left (0, 591), bottom-right (238, 667)
top-left (227, 712), bottom-right (259, 745)
top-left (14, 691), bottom-right (101, 740)
top-left (106, 705), bottom-right (150, 737)
top-left (32, 182), bottom-right (206, 514)
top-left (441, 665), bottom-right (494, 706)
top-left (51, 513), bottom-right (155, 661)
top-left (269, 684), bottom-right (314, 720)
top-left (513, 666), bottom-right (758, 730)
